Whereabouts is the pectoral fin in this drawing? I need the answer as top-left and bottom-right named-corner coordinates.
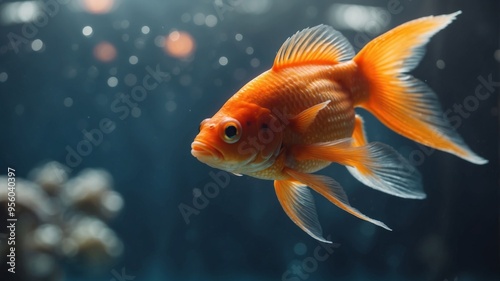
top-left (289, 100), bottom-right (331, 134)
top-left (274, 180), bottom-right (330, 243)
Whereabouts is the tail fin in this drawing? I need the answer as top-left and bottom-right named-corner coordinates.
top-left (353, 11), bottom-right (487, 165)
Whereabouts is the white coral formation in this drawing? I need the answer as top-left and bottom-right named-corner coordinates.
top-left (63, 169), bottom-right (123, 219)
top-left (0, 162), bottom-right (124, 280)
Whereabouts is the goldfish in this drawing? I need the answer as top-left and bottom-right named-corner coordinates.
top-left (191, 11), bottom-right (487, 243)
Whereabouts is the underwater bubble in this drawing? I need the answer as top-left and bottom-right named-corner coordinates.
top-left (71, 44), bottom-right (79, 51)
top-left (235, 33), bottom-right (243, 41)
top-left (293, 242), bottom-right (307, 256)
top-left (0, 72), bottom-right (8, 82)
top-left (82, 0), bottom-right (115, 14)
top-left (82, 26), bottom-right (93, 37)
top-left (205, 14), bottom-right (217, 27)
top-left (166, 101), bottom-right (177, 112)
top-left (31, 39), bottom-right (43, 52)
top-left (122, 34), bottom-right (129, 42)
top-left (250, 58), bottom-right (260, 68)
top-left (131, 107), bottom-right (141, 118)
top-left (343, 5), bottom-right (366, 30)
top-left (327, 4), bottom-right (389, 33)
top-left (164, 31), bottom-right (195, 59)
top-left (436, 59), bottom-right (446, 69)
top-left (193, 13), bottom-right (205, 25)
top-left (129, 55), bottom-right (138, 65)
top-left (218, 56), bottom-right (228, 66)
top-left (15, 104), bottom-right (24, 115)
top-left (16, 1), bottom-right (40, 23)
top-left (124, 74), bottom-right (137, 86)
top-left (64, 97), bottom-right (73, 107)
top-left (141, 26), bottom-right (150, 34)
top-left (245, 47), bottom-right (254, 55)
top-left (93, 41), bottom-right (117, 62)
top-left (241, 0), bottom-right (272, 15)
top-left (107, 77), bottom-right (118, 87)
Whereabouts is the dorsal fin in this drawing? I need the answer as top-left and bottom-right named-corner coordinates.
top-left (273, 24), bottom-right (354, 70)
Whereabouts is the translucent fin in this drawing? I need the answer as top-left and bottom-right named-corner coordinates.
top-left (353, 11), bottom-right (487, 164)
top-left (350, 114), bottom-right (425, 198)
top-left (292, 138), bottom-right (425, 199)
top-left (273, 24), bottom-right (354, 70)
top-left (290, 100), bottom-right (331, 134)
top-left (285, 168), bottom-right (391, 230)
top-left (347, 143), bottom-right (425, 199)
top-left (274, 180), bottom-right (331, 243)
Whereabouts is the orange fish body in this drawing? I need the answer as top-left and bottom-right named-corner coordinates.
top-left (191, 11), bottom-right (487, 243)
top-left (223, 65), bottom-right (356, 176)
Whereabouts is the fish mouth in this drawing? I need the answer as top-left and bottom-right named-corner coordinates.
top-left (191, 141), bottom-right (223, 162)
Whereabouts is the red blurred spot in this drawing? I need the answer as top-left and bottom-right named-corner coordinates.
top-left (82, 0), bottom-right (114, 14)
top-left (164, 31), bottom-right (195, 59)
top-left (93, 42), bottom-right (117, 62)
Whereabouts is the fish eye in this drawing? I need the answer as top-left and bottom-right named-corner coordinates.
top-left (225, 125), bottom-right (237, 139)
top-left (219, 118), bottom-right (242, 144)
